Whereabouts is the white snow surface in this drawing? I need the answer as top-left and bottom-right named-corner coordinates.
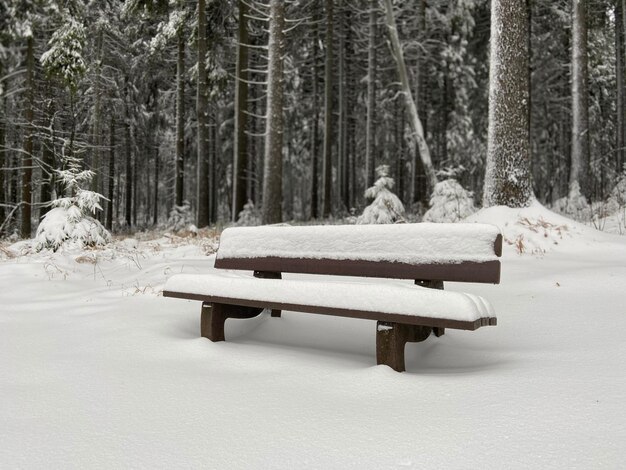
top-left (217, 222), bottom-right (501, 264)
top-left (165, 273), bottom-right (494, 322)
top-left (2, 205), bottom-right (626, 468)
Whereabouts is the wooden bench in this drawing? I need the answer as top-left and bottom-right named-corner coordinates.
top-left (163, 223), bottom-right (502, 372)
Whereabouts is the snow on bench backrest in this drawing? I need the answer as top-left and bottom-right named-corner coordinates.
top-left (215, 223), bottom-right (502, 283)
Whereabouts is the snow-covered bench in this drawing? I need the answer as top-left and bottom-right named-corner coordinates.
top-left (163, 223), bottom-right (502, 372)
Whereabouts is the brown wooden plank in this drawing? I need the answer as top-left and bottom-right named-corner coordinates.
top-left (215, 257), bottom-right (501, 284)
top-left (163, 290), bottom-right (497, 331)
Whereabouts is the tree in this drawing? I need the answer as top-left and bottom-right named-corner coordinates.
top-left (196, 0), bottom-right (210, 227)
top-left (357, 165), bottom-right (405, 224)
top-left (232, 0), bottom-right (249, 221)
top-left (570, 0), bottom-right (590, 199)
top-left (483, 0), bottom-right (533, 208)
top-left (262, 0), bottom-right (286, 224)
top-left (322, 0), bottom-right (334, 217)
top-left (382, 0), bottom-right (438, 196)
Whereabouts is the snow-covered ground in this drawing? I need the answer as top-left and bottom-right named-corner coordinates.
top-left (1, 204), bottom-right (626, 469)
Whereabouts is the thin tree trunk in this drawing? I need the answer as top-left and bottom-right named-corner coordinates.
top-left (39, 100), bottom-right (55, 219)
top-left (175, 30), bottom-right (185, 207)
top-left (262, 0), bottom-right (286, 224)
top-left (153, 87), bottom-right (160, 226)
top-left (125, 90), bottom-right (132, 227)
top-left (322, 0), bottom-right (334, 218)
top-left (570, 0), bottom-right (590, 198)
top-left (107, 116), bottom-right (115, 231)
top-left (91, 28), bottom-right (104, 197)
top-left (21, 36), bottom-right (34, 238)
top-left (196, 0), bottom-right (210, 227)
top-left (617, 0), bottom-right (625, 173)
top-left (310, 13), bottom-right (320, 219)
top-left (232, 0), bottom-right (249, 221)
top-left (365, 0), bottom-right (377, 188)
top-left (382, 0), bottom-right (438, 195)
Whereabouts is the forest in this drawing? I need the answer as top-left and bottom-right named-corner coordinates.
top-left (0, 0), bottom-right (624, 241)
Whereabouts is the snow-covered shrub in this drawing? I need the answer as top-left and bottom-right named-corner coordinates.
top-left (235, 200), bottom-right (261, 226)
top-left (167, 201), bottom-right (192, 232)
top-left (553, 182), bottom-right (591, 222)
top-left (36, 158), bottom-right (109, 252)
top-left (422, 179), bottom-right (476, 223)
top-left (605, 169), bottom-right (626, 215)
top-left (357, 165), bottom-right (405, 224)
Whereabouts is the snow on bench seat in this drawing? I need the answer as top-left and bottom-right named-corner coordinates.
top-left (216, 223), bottom-right (501, 265)
top-left (164, 272), bottom-right (496, 330)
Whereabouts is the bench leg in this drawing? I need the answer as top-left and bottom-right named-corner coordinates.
top-left (376, 322), bottom-right (432, 372)
top-left (200, 302), bottom-right (263, 342)
top-left (270, 309), bottom-right (282, 318)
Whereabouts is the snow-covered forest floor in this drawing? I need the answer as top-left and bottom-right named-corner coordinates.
top-left (1, 204), bottom-right (626, 468)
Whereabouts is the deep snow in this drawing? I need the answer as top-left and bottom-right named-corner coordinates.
top-left (1, 204), bottom-right (626, 469)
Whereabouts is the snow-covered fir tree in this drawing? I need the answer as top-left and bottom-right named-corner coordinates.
top-left (423, 179), bottom-right (476, 223)
top-left (357, 165), bottom-right (405, 224)
top-left (35, 154), bottom-right (110, 251)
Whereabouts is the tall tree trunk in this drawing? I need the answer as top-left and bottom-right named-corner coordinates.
top-left (175, 31), bottom-right (185, 207)
top-left (262, 0), bottom-right (285, 224)
top-left (0, 95), bottom-right (5, 229)
top-left (196, 0), bottom-right (210, 227)
top-left (310, 13), bottom-right (320, 219)
top-left (232, 0), bottom-right (249, 221)
top-left (322, 0), bottom-right (334, 218)
top-left (91, 28), bottom-right (104, 198)
top-left (107, 116), bottom-right (115, 231)
top-left (125, 90), bottom-right (132, 227)
top-left (382, 0), bottom-right (438, 195)
top-left (483, 0), bottom-right (532, 207)
top-left (21, 36), bottom-right (34, 238)
top-left (39, 99), bottom-right (55, 219)
top-left (365, 0), bottom-right (377, 189)
top-left (153, 87), bottom-right (160, 226)
top-left (617, 0), bottom-right (625, 173)
top-left (570, 0), bottom-right (590, 198)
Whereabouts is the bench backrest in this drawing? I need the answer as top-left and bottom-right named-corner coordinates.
top-left (214, 223), bottom-right (502, 284)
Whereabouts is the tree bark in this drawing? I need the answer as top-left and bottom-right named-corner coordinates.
top-left (310, 10), bottom-right (320, 219)
top-left (365, 0), bottom-right (377, 189)
top-left (175, 30), bottom-right (185, 207)
top-left (107, 116), bottom-right (115, 231)
top-left (196, 0), bottom-right (210, 227)
top-left (617, 0), bottom-right (625, 173)
top-left (232, 0), bottom-right (249, 222)
top-left (124, 86), bottom-right (132, 227)
top-left (322, 0), bottom-right (334, 218)
top-left (570, 0), bottom-right (590, 198)
top-left (483, 0), bottom-right (532, 208)
top-left (21, 36), bottom-right (34, 238)
top-left (262, 0), bottom-right (285, 224)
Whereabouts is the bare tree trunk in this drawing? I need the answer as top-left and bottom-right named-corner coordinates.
top-left (196, 0), bottom-right (210, 227)
top-left (310, 12), bottom-right (320, 219)
top-left (617, 1), bottom-right (625, 173)
top-left (107, 116), bottom-right (115, 231)
top-left (91, 28), bottom-right (104, 198)
top-left (365, 0), bottom-right (377, 188)
top-left (382, 0), bottom-right (438, 195)
top-left (322, 0), bottom-right (334, 218)
top-left (232, 0), bottom-right (249, 221)
top-left (483, 0), bottom-right (532, 207)
top-left (262, 0), bottom-right (285, 224)
top-left (570, 0), bottom-right (590, 198)
top-left (39, 95), bottom-right (54, 219)
top-left (175, 31), bottom-right (185, 207)
top-left (124, 86), bottom-right (132, 227)
top-left (21, 36), bottom-right (34, 238)
top-left (153, 88), bottom-right (160, 226)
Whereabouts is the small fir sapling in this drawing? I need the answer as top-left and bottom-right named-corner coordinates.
top-left (422, 179), bottom-right (476, 223)
top-left (167, 201), bottom-right (193, 232)
top-left (357, 165), bottom-right (405, 224)
top-left (35, 155), bottom-right (110, 251)
top-left (235, 200), bottom-right (261, 226)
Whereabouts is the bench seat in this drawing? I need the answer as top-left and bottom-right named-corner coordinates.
top-left (164, 272), bottom-right (496, 330)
